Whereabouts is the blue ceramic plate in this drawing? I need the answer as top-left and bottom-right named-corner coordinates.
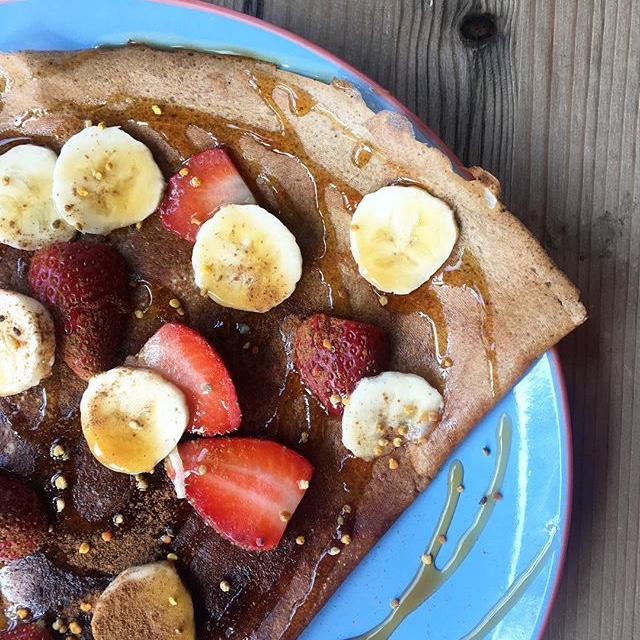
top-left (0, 2), bottom-right (571, 639)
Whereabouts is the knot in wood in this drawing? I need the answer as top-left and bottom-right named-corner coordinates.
top-left (459, 13), bottom-right (498, 46)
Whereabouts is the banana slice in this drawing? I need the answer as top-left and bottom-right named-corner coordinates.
top-left (192, 203), bottom-right (303, 313)
top-left (0, 144), bottom-right (75, 250)
top-left (350, 185), bottom-right (458, 294)
top-left (0, 290), bottom-right (55, 397)
top-left (52, 126), bottom-right (165, 234)
top-left (342, 371), bottom-right (443, 460)
top-left (80, 366), bottom-right (189, 474)
top-left (92, 562), bottom-right (195, 640)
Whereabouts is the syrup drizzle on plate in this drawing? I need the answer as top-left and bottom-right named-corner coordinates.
top-left (344, 415), bottom-right (556, 640)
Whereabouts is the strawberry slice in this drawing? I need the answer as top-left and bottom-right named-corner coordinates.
top-left (167, 438), bottom-right (313, 551)
top-left (28, 242), bottom-right (130, 381)
top-left (0, 624), bottom-right (53, 640)
top-left (158, 148), bottom-right (256, 242)
top-left (0, 472), bottom-right (48, 563)
top-left (293, 313), bottom-right (390, 417)
top-left (133, 323), bottom-right (241, 436)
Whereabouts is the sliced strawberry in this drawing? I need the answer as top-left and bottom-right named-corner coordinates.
top-left (133, 323), bottom-right (241, 436)
top-left (0, 624), bottom-right (52, 640)
top-left (293, 313), bottom-right (390, 417)
top-left (0, 472), bottom-right (48, 563)
top-left (167, 438), bottom-right (313, 551)
top-left (28, 242), bottom-right (130, 380)
top-left (158, 148), bottom-right (256, 242)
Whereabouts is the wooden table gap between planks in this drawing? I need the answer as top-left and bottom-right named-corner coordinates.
top-left (210, 1), bottom-right (640, 638)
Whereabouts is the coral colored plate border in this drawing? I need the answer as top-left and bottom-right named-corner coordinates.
top-left (0, 1), bottom-right (571, 639)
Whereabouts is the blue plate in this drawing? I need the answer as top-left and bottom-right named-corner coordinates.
top-left (0, 2), bottom-right (571, 639)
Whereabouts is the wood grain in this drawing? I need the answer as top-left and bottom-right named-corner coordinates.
top-left (205, 1), bottom-right (640, 638)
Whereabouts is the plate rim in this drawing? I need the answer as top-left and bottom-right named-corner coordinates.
top-left (0, 1), bottom-right (574, 637)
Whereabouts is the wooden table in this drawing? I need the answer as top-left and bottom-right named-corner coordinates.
top-left (205, 2), bottom-right (638, 638)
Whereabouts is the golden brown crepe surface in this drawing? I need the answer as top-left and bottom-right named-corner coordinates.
top-left (0, 46), bottom-right (585, 640)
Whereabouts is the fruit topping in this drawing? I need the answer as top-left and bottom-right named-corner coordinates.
top-left (293, 313), bottom-right (390, 416)
top-left (132, 323), bottom-right (241, 436)
top-left (158, 147), bottom-right (256, 242)
top-left (349, 185), bottom-right (458, 294)
top-left (0, 145), bottom-right (75, 250)
top-left (0, 623), bottom-right (52, 639)
top-left (167, 438), bottom-right (313, 551)
top-left (192, 204), bottom-right (303, 312)
top-left (341, 371), bottom-right (443, 460)
top-left (0, 290), bottom-right (55, 397)
top-left (80, 366), bottom-right (189, 475)
top-left (91, 562), bottom-right (195, 640)
top-left (0, 471), bottom-right (47, 563)
top-left (52, 126), bottom-right (165, 234)
top-left (28, 241), bottom-right (131, 380)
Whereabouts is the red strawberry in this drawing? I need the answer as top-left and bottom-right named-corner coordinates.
top-left (293, 314), bottom-right (390, 416)
top-left (28, 242), bottom-right (131, 380)
top-left (158, 148), bottom-right (256, 242)
top-left (167, 438), bottom-right (313, 551)
top-left (133, 323), bottom-right (241, 436)
top-left (0, 472), bottom-right (48, 563)
top-left (0, 624), bottom-right (52, 640)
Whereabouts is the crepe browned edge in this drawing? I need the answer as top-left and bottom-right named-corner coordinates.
top-left (0, 46), bottom-right (586, 640)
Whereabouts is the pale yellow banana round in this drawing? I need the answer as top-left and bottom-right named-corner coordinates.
top-left (350, 185), bottom-right (458, 294)
top-left (342, 371), bottom-right (443, 460)
top-left (80, 366), bottom-right (189, 474)
top-left (92, 562), bottom-right (195, 640)
top-left (0, 144), bottom-right (75, 250)
top-left (192, 204), bottom-right (303, 313)
top-left (0, 289), bottom-right (55, 397)
top-left (52, 126), bottom-right (165, 234)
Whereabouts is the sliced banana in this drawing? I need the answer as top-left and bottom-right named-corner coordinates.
top-left (52, 126), bottom-right (165, 234)
top-left (91, 562), bottom-right (195, 640)
top-left (0, 290), bottom-right (55, 397)
top-left (0, 144), bottom-right (75, 250)
top-left (192, 203), bottom-right (303, 313)
top-left (350, 185), bottom-right (458, 294)
top-left (342, 371), bottom-right (443, 460)
top-left (80, 366), bottom-right (189, 474)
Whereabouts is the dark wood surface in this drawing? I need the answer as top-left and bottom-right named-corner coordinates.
top-left (208, 1), bottom-right (638, 638)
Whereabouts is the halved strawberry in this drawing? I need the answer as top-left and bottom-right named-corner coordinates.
top-left (0, 624), bottom-right (53, 640)
top-left (167, 438), bottom-right (313, 551)
top-left (0, 472), bottom-right (48, 563)
top-left (158, 148), bottom-right (256, 242)
top-left (28, 242), bottom-right (131, 380)
top-left (133, 323), bottom-right (241, 436)
top-left (293, 313), bottom-right (390, 416)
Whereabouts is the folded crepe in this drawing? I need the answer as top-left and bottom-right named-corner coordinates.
top-left (0, 46), bottom-right (586, 640)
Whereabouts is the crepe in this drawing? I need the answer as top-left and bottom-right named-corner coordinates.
top-left (0, 46), bottom-right (585, 639)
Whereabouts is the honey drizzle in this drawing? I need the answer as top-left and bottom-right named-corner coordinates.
top-left (440, 250), bottom-right (499, 395)
top-left (346, 415), bottom-right (513, 640)
top-left (351, 141), bottom-right (373, 168)
top-left (246, 70), bottom-right (358, 314)
top-left (385, 284), bottom-right (450, 365)
top-left (386, 248), bottom-right (499, 394)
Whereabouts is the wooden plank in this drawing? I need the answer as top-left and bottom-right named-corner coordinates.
top-left (203, 0), bottom-right (247, 13)
top-left (202, 1), bottom-right (640, 638)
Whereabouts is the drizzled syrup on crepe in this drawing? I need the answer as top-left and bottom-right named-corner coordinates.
top-left (0, 52), bottom-right (502, 638)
